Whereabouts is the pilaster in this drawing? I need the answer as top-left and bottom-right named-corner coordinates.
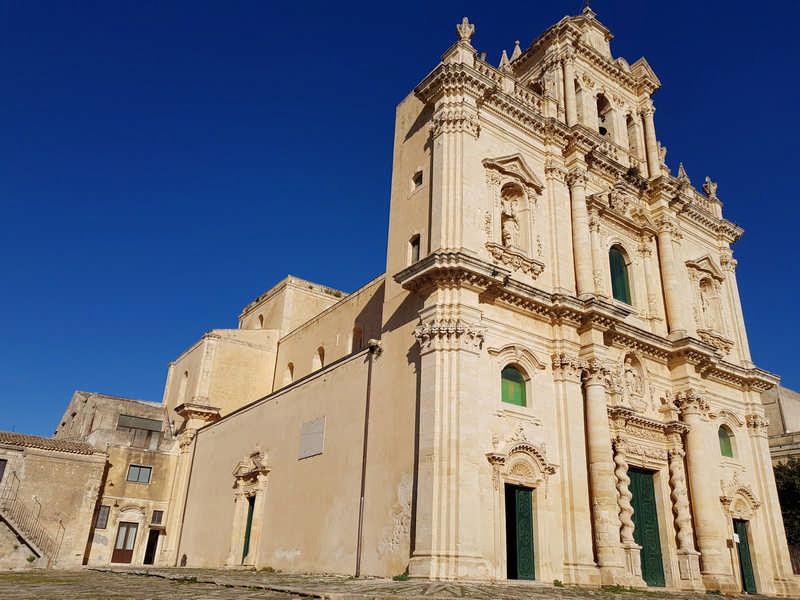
top-left (567, 168), bottom-right (594, 298)
top-left (409, 303), bottom-right (490, 580)
top-left (640, 102), bottom-right (659, 179)
top-left (656, 216), bottom-right (688, 338)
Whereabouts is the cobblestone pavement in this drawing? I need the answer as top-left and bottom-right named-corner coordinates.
top-left (0, 568), bottom-right (792, 600)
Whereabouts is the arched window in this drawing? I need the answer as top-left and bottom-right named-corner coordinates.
top-left (257, 314), bottom-right (264, 328)
top-left (609, 246), bottom-right (632, 305)
top-left (313, 347), bottom-right (325, 371)
top-left (409, 235), bottom-right (420, 264)
top-left (501, 366), bottom-right (527, 407)
top-left (719, 426), bottom-right (734, 458)
top-left (351, 327), bottom-right (363, 353)
top-left (283, 362), bottom-right (294, 386)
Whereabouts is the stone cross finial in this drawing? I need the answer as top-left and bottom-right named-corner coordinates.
top-left (456, 17), bottom-right (475, 43)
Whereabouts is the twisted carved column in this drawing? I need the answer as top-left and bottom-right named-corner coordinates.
top-left (668, 448), bottom-right (694, 551)
top-left (613, 439), bottom-right (635, 544)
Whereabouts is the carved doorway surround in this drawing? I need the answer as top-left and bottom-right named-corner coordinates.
top-left (226, 449), bottom-right (270, 567)
top-left (486, 430), bottom-right (557, 580)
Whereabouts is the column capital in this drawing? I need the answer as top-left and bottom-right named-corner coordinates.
top-left (745, 414), bottom-right (769, 438)
top-left (544, 159), bottom-right (568, 182)
top-left (582, 358), bottom-right (610, 387)
top-left (566, 167), bottom-right (587, 188)
top-left (551, 352), bottom-right (583, 382)
top-left (674, 389), bottom-right (709, 418)
top-left (414, 318), bottom-right (485, 353)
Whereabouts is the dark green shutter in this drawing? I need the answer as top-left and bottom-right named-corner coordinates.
top-left (609, 247), bottom-right (632, 304)
top-left (242, 496), bottom-right (255, 563)
top-left (719, 427), bottom-right (733, 457)
top-left (501, 367), bottom-right (526, 407)
top-left (734, 519), bottom-right (756, 593)
top-left (629, 469), bottom-right (665, 587)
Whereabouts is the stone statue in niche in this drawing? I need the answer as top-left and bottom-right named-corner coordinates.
top-left (699, 278), bottom-right (722, 332)
top-left (500, 184), bottom-right (521, 248)
top-left (624, 356), bottom-right (643, 397)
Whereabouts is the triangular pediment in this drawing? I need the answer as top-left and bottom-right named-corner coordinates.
top-left (631, 57), bottom-right (661, 91)
top-left (686, 255), bottom-right (724, 281)
top-left (482, 154), bottom-right (544, 193)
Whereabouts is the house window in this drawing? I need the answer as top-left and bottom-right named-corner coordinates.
top-left (126, 464), bottom-right (152, 484)
top-left (96, 505), bottom-right (110, 529)
top-left (719, 426), bottom-right (734, 458)
top-left (0, 458), bottom-right (6, 484)
top-left (351, 326), bottom-right (363, 353)
top-left (151, 510), bottom-right (164, 525)
top-left (412, 170), bottom-right (423, 188)
top-left (609, 246), bottom-right (632, 304)
top-left (410, 235), bottom-right (421, 264)
top-left (117, 415), bottom-right (162, 449)
top-left (501, 366), bottom-right (527, 407)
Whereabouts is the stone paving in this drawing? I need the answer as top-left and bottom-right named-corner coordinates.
top-left (0, 568), bottom-right (793, 600)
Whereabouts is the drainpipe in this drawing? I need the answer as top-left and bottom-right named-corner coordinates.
top-left (355, 339), bottom-right (381, 577)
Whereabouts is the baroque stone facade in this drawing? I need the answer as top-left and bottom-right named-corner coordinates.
top-left (2, 7), bottom-right (799, 597)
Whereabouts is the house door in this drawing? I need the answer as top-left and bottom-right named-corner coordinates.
top-left (111, 522), bottom-right (138, 564)
top-left (733, 519), bottom-right (756, 593)
top-left (628, 469), bottom-right (665, 587)
top-left (242, 495), bottom-right (255, 563)
top-left (143, 529), bottom-right (160, 565)
top-left (505, 484), bottom-right (535, 580)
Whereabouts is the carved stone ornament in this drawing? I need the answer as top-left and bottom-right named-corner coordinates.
top-left (485, 242), bottom-right (545, 279)
top-left (673, 389), bottom-right (709, 417)
top-left (414, 319), bottom-right (485, 352)
top-left (233, 449), bottom-right (270, 492)
top-left (745, 414), bottom-right (769, 437)
top-left (456, 17), bottom-right (474, 42)
top-left (431, 105), bottom-right (480, 138)
top-left (720, 472), bottom-right (761, 519)
top-left (702, 176), bottom-right (718, 200)
top-left (551, 352), bottom-right (583, 382)
top-left (486, 428), bottom-right (558, 489)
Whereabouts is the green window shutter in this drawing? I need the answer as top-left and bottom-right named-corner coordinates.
top-left (609, 247), bottom-right (632, 304)
top-left (719, 427), bottom-right (733, 457)
top-left (501, 366), bottom-right (526, 407)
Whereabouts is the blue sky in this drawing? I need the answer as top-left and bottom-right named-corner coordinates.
top-left (2, 1), bottom-right (799, 437)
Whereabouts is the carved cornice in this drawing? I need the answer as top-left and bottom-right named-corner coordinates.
top-left (175, 402), bottom-right (221, 424)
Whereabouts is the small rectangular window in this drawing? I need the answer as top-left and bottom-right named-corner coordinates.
top-left (410, 235), bottom-right (420, 264)
top-left (151, 510), bottom-right (164, 525)
top-left (126, 464), bottom-right (152, 484)
top-left (412, 171), bottom-right (423, 188)
top-left (0, 459), bottom-right (6, 484)
top-left (96, 505), bottom-right (110, 529)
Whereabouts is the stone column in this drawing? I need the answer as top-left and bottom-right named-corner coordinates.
top-left (562, 54), bottom-right (578, 126)
top-left (567, 169), bottom-right (594, 298)
top-left (613, 439), bottom-right (645, 583)
top-left (641, 103), bottom-right (660, 179)
top-left (163, 430), bottom-right (196, 566)
top-left (676, 390), bottom-right (730, 589)
top-left (656, 217), bottom-right (688, 337)
top-left (583, 361), bottom-right (626, 583)
top-left (409, 305), bottom-right (489, 580)
top-left (638, 235), bottom-right (657, 320)
top-left (551, 353), bottom-right (595, 582)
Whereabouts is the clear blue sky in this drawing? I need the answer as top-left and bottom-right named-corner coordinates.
top-left (2, 1), bottom-right (798, 437)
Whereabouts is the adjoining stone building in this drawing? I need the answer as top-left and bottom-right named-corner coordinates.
top-left (763, 385), bottom-right (800, 464)
top-left (2, 6), bottom-right (799, 597)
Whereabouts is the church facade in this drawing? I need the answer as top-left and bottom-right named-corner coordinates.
top-left (3, 7), bottom-right (798, 596)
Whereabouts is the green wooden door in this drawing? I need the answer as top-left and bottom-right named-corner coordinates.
top-left (629, 469), bottom-right (665, 587)
top-left (242, 495), bottom-right (255, 563)
top-left (505, 484), bottom-right (535, 580)
top-left (733, 519), bottom-right (756, 593)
